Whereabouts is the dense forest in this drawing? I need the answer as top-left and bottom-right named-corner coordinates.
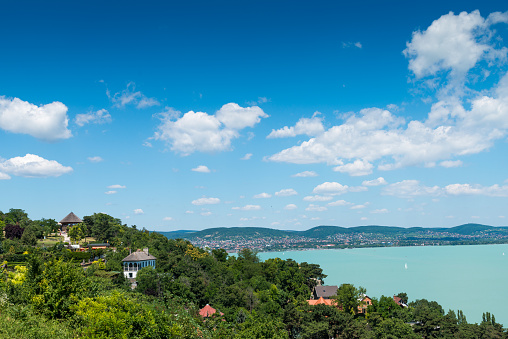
top-left (0, 208), bottom-right (506, 338)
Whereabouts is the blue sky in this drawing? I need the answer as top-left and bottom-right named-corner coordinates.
top-left (1, 0), bottom-right (508, 231)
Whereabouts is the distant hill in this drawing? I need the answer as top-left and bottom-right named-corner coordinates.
top-left (158, 223), bottom-right (508, 240)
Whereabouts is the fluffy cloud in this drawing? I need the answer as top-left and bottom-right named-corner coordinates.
top-left (284, 204), bottom-right (297, 210)
top-left (350, 204), bottom-right (366, 210)
top-left (163, 217), bottom-right (173, 221)
top-left (105, 191), bottom-right (117, 195)
top-left (0, 96), bottom-right (71, 141)
top-left (267, 12), bottom-right (508, 174)
top-left (192, 165), bottom-right (211, 173)
top-left (108, 184), bottom-right (126, 189)
top-left (254, 192), bottom-right (272, 198)
top-left (232, 205), bottom-right (261, 211)
top-left (312, 182), bottom-right (349, 195)
top-left (267, 115), bottom-right (324, 138)
top-left (153, 104), bottom-right (267, 155)
top-left (109, 82), bottom-right (159, 109)
top-left (134, 209), bottom-right (144, 215)
top-left (0, 172), bottom-right (11, 180)
top-left (440, 160), bottom-right (463, 168)
top-left (192, 197), bottom-right (221, 205)
top-left (241, 153), bottom-right (253, 160)
top-left (75, 109), bottom-right (111, 127)
top-left (383, 180), bottom-right (441, 198)
top-left (384, 180), bottom-right (508, 198)
top-left (327, 200), bottom-right (351, 207)
top-left (292, 171), bottom-right (318, 177)
top-left (362, 177), bottom-right (387, 186)
top-left (444, 183), bottom-right (508, 197)
top-left (404, 10), bottom-right (507, 78)
top-left (216, 103), bottom-right (268, 130)
top-left (275, 188), bottom-right (298, 197)
top-left (333, 159), bottom-right (373, 176)
top-left (0, 154), bottom-right (73, 178)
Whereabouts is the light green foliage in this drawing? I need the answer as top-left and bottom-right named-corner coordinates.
top-left (68, 224), bottom-right (84, 244)
top-left (333, 283), bottom-right (367, 315)
top-left (75, 291), bottom-right (208, 339)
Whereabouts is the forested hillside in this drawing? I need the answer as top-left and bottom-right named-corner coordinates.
top-left (0, 208), bottom-right (506, 338)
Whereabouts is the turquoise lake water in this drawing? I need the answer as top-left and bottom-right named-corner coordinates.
top-left (258, 244), bottom-right (508, 325)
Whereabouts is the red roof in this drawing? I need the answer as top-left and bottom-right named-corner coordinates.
top-left (199, 304), bottom-right (224, 317)
top-left (307, 297), bottom-right (334, 306)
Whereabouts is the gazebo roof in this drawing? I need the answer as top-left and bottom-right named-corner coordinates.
top-left (122, 249), bottom-right (156, 262)
top-left (60, 212), bottom-right (82, 224)
top-left (199, 304), bottom-right (224, 317)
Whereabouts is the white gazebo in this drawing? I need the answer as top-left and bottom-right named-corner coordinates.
top-left (122, 248), bottom-right (156, 279)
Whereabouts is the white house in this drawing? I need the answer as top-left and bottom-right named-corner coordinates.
top-left (122, 248), bottom-right (156, 279)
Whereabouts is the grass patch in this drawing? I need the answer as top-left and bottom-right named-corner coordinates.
top-left (38, 236), bottom-right (63, 246)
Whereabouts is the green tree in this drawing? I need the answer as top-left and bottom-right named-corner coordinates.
top-left (333, 283), bottom-right (366, 315)
top-left (21, 228), bottom-right (37, 246)
top-left (85, 213), bottom-right (121, 242)
top-left (68, 224), bottom-right (84, 244)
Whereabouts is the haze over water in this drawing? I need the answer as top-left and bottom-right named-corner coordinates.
top-left (259, 244), bottom-right (508, 325)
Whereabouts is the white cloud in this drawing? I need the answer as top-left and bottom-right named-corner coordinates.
top-left (284, 204), bottom-right (298, 210)
top-left (305, 204), bottom-right (328, 212)
top-left (445, 183), bottom-right (508, 197)
top-left (153, 104), bottom-right (267, 155)
top-left (327, 200), bottom-right (351, 207)
top-left (350, 204), bottom-right (366, 210)
top-left (75, 109), bottom-right (112, 127)
top-left (383, 180), bottom-right (441, 198)
top-left (134, 209), bottom-right (144, 215)
top-left (440, 160), bottom-right (463, 168)
top-left (362, 177), bottom-right (388, 186)
top-left (303, 195), bottom-right (333, 202)
top-left (342, 41), bottom-right (363, 49)
top-left (0, 154), bottom-right (73, 178)
top-left (232, 205), bottom-right (261, 211)
top-left (275, 188), bottom-right (298, 197)
top-left (108, 184), bottom-right (126, 189)
top-left (192, 165), bottom-right (211, 173)
top-left (312, 182), bottom-right (349, 195)
top-left (88, 156), bottom-right (103, 163)
top-left (201, 211), bottom-right (212, 216)
top-left (105, 191), bottom-right (117, 195)
top-left (241, 153), bottom-right (253, 160)
top-left (192, 197), bottom-right (221, 205)
top-left (109, 82), bottom-right (159, 109)
top-left (404, 10), bottom-right (507, 79)
top-left (371, 208), bottom-right (389, 214)
top-left (185, 210), bottom-right (194, 214)
top-left (247, 97), bottom-right (270, 106)
top-left (267, 115), bottom-right (324, 138)
top-left (266, 12), bottom-right (508, 175)
top-left (292, 171), bottom-right (318, 177)
top-left (254, 192), bottom-right (272, 199)
top-left (216, 102), bottom-right (269, 130)
top-left (0, 96), bottom-right (71, 141)
top-left (333, 159), bottom-right (373, 176)
top-left (360, 217), bottom-right (368, 221)
top-left (0, 172), bottom-right (11, 180)
top-left (163, 217), bottom-right (173, 221)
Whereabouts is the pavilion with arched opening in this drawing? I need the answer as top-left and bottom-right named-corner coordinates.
top-left (122, 248), bottom-right (156, 279)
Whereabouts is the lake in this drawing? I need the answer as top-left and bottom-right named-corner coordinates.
top-left (258, 244), bottom-right (508, 325)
